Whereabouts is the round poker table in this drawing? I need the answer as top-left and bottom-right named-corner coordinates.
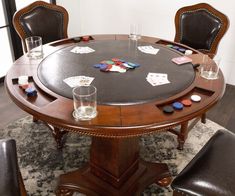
top-left (38, 39), bottom-right (195, 105)
top-left (5, 35), bottom-right (225, 195)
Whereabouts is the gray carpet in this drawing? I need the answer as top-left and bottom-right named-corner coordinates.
top-left (0, 116), bottom-right (225, 196)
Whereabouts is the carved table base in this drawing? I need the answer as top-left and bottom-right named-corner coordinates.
top-left (56, 161), bottom-right (171, 196)
top-left (56, 137), bottom-right (171, 196)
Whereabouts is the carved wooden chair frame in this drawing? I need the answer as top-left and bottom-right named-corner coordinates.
top-left (13, 0), bottom-right (69, 52)
top-left (174, 3), bottom-right (229, 54)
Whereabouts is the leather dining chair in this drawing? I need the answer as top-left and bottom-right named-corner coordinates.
top-left (13, 1), bottom-right (69, 53)
top-left (0, 139), bottom-right (27, 196)
top-left (174, 3), bottom-right (229, 55)
top-left (171, 129), bottom-right (235, 196)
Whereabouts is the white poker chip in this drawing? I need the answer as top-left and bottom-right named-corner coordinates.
top-left (191, 95), bottom-right (201, 102)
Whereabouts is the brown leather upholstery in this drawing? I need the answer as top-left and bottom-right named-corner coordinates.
top-left (0, 139), bottom-right (27, 196)
top-left (13, 1), bottom-right (68, 52)
top-left (171, 130), bottom-right (235, 196)
top-left (174, 3), bottom-right (229, 54)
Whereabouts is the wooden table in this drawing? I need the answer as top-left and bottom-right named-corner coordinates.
top-left (5, 35), bottom-right (225, 196)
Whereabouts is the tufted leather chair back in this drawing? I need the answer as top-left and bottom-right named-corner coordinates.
top-left (13, 1), bottom-right (69, 53)
top-left (174, 3), bottom-right (229, 54)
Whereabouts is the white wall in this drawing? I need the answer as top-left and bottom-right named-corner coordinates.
top-left (57, 0), bottom-right (235, 85)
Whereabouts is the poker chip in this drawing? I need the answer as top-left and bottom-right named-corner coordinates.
top-left (106, 60), bottom-right (114, 65)
top-left (82, 36), bottom-right (90, 42)
top-left (191, 95), bottom-right (201, 102)
top-left (18, 75), bottom-right (28, 85)
top-left (25, 87), bottom-right (37, 97)
top-left (185, 50), bottom-right (193, 55)
top-left (178, 48), bottom-right (186, 53)
top-left (92, 58), bottom-right (141, 73)
top-left (127, 62), bottom-right (140, 68)
top-left (111, 58), bottom-right (121, 62)
top-left (172, 102), bottom-right (184, 110)
top-left (20, 84), bottom-right (30, 90)
top-left (163, 105), bottom-right (174, 114)
top-left (181, 99), bottom-right (192, 107)
top-left (172, 46), bottom-right (180, 50)
top-left (93, 64), bottom-right (103, 68)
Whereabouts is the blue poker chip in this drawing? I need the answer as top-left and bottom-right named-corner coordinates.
top-left (25, 87), bottom-right (37, 97)
top-left (93, 63), bottom-right (103, 68)
top-left (172, 102), bottom-right (183, 110)
top-left (99, 64), bottom-right (108, 70)
top-left (127, 62), bottom-right (140, 68)
top-left (119, 59), bottom-right (126, 63)
top-left (172, 46), bottom-right (180, 50)
top-left (178, 48), bottom-right (186, 53)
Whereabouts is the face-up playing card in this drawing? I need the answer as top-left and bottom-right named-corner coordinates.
top-left (146, 73), bottom-right (170, 86)
top-left (70, 46), bottom-right (95, 54)
top-left (138, 46), bottom-right (159, 55)
top-left (63, 76), bottom-right (94, 87)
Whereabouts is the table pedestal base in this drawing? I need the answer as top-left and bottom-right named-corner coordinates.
top-left (56, 160), bottom-right (171, 196)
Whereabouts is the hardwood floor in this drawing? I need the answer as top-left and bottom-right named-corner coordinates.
top-left (207, 84), bottom-right (235, 132)
top-left (0, 82), bottom-right (26, 129)
top-left (0, 81), bottom-right (234, 133)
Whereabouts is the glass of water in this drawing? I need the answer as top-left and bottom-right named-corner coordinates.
top-left (72, 85), bottom-right (97, 121)
top-left (200, 54), bottom-right (221, 80)
top-left (129, 24), bottom-right (142, 40)
top-left (25, 36), bottom-right (43, 59)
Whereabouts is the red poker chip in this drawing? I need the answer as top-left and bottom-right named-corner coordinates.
top-left (181, 99), bottom-right (192, 107)
top-left (82, 36), bottom-right (90, 42)
top-left (115, 61), bottom-right (123, 65)
top-left (112, 58), bottom-right (120, 62)
top-left (105, 64), bottom-right (113, 71)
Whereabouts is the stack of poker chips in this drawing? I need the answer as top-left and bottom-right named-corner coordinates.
top-left (93, 58), bottom-right (140, 73)
top-left (18, 75), bottom-right (37, 97)
top-left (25, 87), bottom-right (37, 97)
top-left (18, 76), bottom-right (29, 89)
top-left (166, 44), bottom-right (192, 55)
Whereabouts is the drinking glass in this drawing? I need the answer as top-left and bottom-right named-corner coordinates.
top-left (129, 24), bottom-right (142, 40)
top-left (25, 36), bottom-right (43, 59)
top-left (200, 54), bottom-right (221, 80)
top-left (72, 85), bottom-right (97, 120)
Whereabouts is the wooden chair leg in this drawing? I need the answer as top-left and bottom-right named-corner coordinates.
top-left (177, 121), bottom-right (189, 150)
top-left (51, 126), bottom-right (68, 149)
top-left (18, 171), bottom-right (27, 196)
top-left (32, 116), bottom-right (38, 122)
top-left (201, 113), bottom-right (206, 124)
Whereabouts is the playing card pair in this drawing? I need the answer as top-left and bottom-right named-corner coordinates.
top-left (171, 56), bottom-right (192, 65)
top-left (138, 46), bottom-right (159, 55)
top-left (146, 73), bottom-right (170, 86)
top-left (70, 46), bottom-right (95, 54)
top-left (63, 76), bottom-right (94, 87)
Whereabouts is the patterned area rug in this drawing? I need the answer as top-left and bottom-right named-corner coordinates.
top-left (0, 116), bottom-right (225, 196)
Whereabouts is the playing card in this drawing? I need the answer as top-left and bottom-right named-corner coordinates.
top-left (70, 46), bottom-right (95, 54)
top-left (138, 46), bottom-right (159, 55)
top-left (172, 56), bottom-right (192, 65)
top-left (146, 73), bottom-right (170, 86)
top-left (63, 76), bottom-right (94, 87)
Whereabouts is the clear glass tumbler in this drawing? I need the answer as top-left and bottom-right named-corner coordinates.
top-left (25, 36), bottom-right (43, 59)
top-left (72, 85), bottom-right (97, 120)
top-left (129, 24), bottom-right (142, 40)
top-left (200, 54), bottom-right (221, 80)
